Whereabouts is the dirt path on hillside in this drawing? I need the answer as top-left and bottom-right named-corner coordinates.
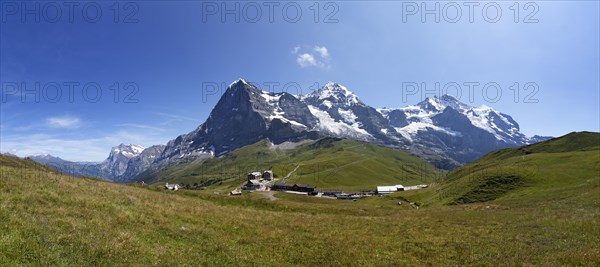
top-left (281, 164), bottom-right (300, 183)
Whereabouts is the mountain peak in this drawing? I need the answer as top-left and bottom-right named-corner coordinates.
top-left (229, 78), bottom-right (250, 88)
top-left (417, 95), bottom-right (471, 112)
top-left (417, 96), bottom-right (444, 112)
top-left (305, 82), bottom-right (362, 108)
top-left (28, 78), bottom-right (550, 182)
top-left (111, 144), bottom-right (145, 158)
top-left (323, 81), bottom-right (353, 95)
top-left (225, 78), bottom-right (262, 96)
top-left (439, 94), bottom-right (459, 102)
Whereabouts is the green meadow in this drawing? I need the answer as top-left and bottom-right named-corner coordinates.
top-left (1, 132), bottom-right (598, 266)
top-left (141, 138), bottom-right (442, 192)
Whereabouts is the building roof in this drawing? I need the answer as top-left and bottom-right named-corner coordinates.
top-left (377, 186), bottom-right (398, 192)
top-left (294, 184), bottom-right (315, 189)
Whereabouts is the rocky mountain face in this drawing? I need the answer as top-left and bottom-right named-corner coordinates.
top-left (151, 80), bottom-right (321, 168)
top-left (145, 79), bottom-right (549, 173)
top-left (118, 145), bottom-right (167, 181)
top-left (107, 144), bottom-right (166, 182)
top-left (31, 78), bottom-right (551, 181)
top-left (98, 144), bottom-right (146, 179)
top-left (301, 82), bottom-right (405, 146)
top-left (377, 95), bottom-right (550, 167)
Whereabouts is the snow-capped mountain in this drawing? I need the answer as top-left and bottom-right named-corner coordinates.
top-left (117, 145), bottom-right (166, 182)
top-left (31, 78), bottom-right (551, 181)
top-left (377, 95), bottom-right (549, 167)
top-left (302, 82), bottom-right (401, 144)
top-left (97, 144), bottom-right (167, 181)
top-left (98, 144), bottom-right (145, 179)
top-left (380, 95), bottom-right (527, 144)
top-left (150, 79), bottom-right (320, 168)
top-left (148, 79), bottom-right (401, 171)
top-left (141, 79), bottom-right (548, 175)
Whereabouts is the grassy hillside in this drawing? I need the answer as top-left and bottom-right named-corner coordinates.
top-left (0, 156), bottom-right (59, 173)
top-left (398, 132), bottom-right (600, 207)
top-left (1, 154), bottom-right (599, 265)
top-left (141, 138), bottom-right (443, 191)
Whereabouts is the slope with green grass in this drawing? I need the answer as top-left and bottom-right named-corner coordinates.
top-left (399, 131), bottom-right (600, 207)
top-left (141, 138), bottom-right (443, 191)
top-left (1, 152), bottom-right (599, 266)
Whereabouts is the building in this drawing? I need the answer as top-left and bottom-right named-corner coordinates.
top-left (376, 184), bottom-right (404, 194)
top-left (247, 172), bottom-right (262, 180)
top-left (272, 183), bottom-right (294, 191)
top-left (242, 179), bottom-right (261, 190)
top-left (272, 183), bottom-right (316, 193)
top-left (293, 184), bottom-right (316, 193)
top-left (262, 170), bottom-right (273, 180)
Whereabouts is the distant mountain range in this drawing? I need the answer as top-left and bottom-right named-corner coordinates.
top-left (30, 144), bottom-right (165, 182)
top-left (29, 79), bottom-right (552, 181)
top-left (28, 154), bottom-right (103, 179)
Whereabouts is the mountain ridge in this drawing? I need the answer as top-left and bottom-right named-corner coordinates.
top-left (30, 78), bottom-right (552, 181)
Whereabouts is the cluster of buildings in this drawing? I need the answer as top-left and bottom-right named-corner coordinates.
top-left (166, 168), bottom-right (428, 200)
top-left (242, 170), bottom-right (274, 191)
top-left (241, 170), bottom-right (318, 194)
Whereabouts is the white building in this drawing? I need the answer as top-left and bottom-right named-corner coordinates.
top-left (376, 184), bottom-right (404, 194)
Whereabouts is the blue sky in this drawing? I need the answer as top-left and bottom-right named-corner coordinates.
top-left (1, 1), bottom-right (598, 161)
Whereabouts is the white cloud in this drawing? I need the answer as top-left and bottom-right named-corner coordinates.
top-left (297, 53), bottom-right (318, 68)
top-left (46, 116), bottom-right (81, 128)
top-left (314, 46), bottom-right (330, 59)
top-left (294, 45), bottom-right (332, 69)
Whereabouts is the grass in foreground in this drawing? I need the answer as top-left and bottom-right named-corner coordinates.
top-left (1, 153), bottom-right (599, 266)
